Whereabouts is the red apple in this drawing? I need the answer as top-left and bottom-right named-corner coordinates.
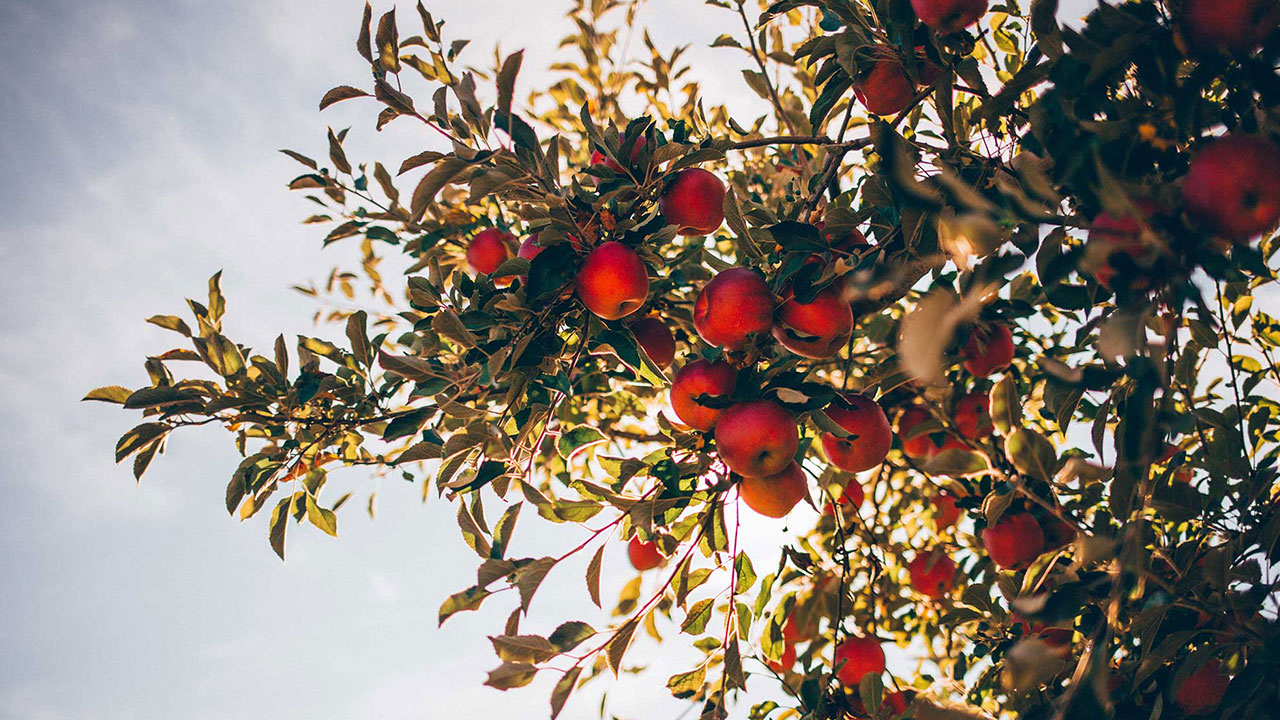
top-left (782, 615), bottom-right (803, 645)
top-left (982, 513), bottom-right (1045, 570)
top-left (630, 316), bottom-right (676, 368)
top-left (954, 392), bottom-right (992, 440)
top-left (822, 480), bottom-right (866, 516)
top-left (1011, 614), bottom-right (1073, 648)
top-left (589, 135), bottom-right (648, 176)
top-left (575, 241), bottom-right (649, 320)
top-left (820, 393), bottom-right (893, 473)
top-left (853, 54), bottom-right (918, 116)
top-left (467, 228), bottom-right (514, 275)
top-left (715, 400), bottom-right (800, 477)
top-left (1183, 135), bottom-right (1280, 241)
top-left (772, 286), bottom-right (854, 359)
top-left (962, 322), bottom-right (1015, 377)
top-left (1181, 0), bottom-right (1280, 54)
top-left (933, 492), bottom-right (962, 531)
top-left (908, 550), bottom-right (957, 598)
top-left (1085, 202), bottom-right (1158, 288)
top-left (1174, 658), bottom-right (1230, 715)
top-left (517, 235), bottom-right (543, 262)
top-left (669, 359), bottom-right (736, 431)
top-left (884, 691), bottom-right (910, 716)
top-left (693, 267), bottom-right (775, 350)
top-left (833, 635), bottom-right (886, 686)
top-left (627, 536), bottom-right (664, 571)
top-left (898, 406), bottom-right (942, 459)
top-left (911, 0), bottom-right (989, 33)
top-left (660, 168), bottom-right (726, 236)
top-left (739, 462), bottom-right (809, 518)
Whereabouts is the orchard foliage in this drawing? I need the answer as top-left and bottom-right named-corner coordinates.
top-left (87, 0), bottom-right (1280, 718)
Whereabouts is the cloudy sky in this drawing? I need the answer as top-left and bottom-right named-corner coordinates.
top-left (0, 1), bottom-right (1095, 719)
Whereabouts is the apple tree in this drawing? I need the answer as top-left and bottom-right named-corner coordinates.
top-left (87, 0), bottom-right (1280, 718)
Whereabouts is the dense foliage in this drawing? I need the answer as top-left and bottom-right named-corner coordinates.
top-left (88, 1), bottom-right (1280, 718)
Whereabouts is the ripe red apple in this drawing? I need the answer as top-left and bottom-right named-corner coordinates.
top-left (739, 462), bottom-right (809, 518)
top-left (898, 406), bottom-right (942, 459)
top-left (693, 267), bottom-right (775, 350)
top-left (630, 316), bottom-right (676, 368)
top-left (715, 400), bottom-right (800, 477)
top-left (575, 241), bottom-right (650, 320)
top-left (1183, 135), bottom-right (1280, 241)
top-left (1011, 614), bottom-right (1073, 648)
top-left (782, 615), bottom-right (803, 645)
top-left (1174, 659), bottom-right (1230, 715)
top-left (1181, 0), bottom-right (1280, 54)
top-left (853, 56), bottom-right (917, 116)
top-left (962, 322), bottom-right (1015, 377)
top-left (466, 228), bottom-right (514, 275)
top-left (884, 691), bottom-right (909, 716)
top-left (1085, 202), bottom-right (1158, 288)
top-left (908, 551), bottom-right (957, 598)
top-left (772, 286), bottom-right (854, 359)
top-left (517, 235), bottom-right (543, 262)
top-left (589, 135), bottom-right (648, 176)
top-left (659, 168), bottom-right (726, 236)
top-left (954, 392), bottom-right (992, 440)
top-left (627, 536), bottom-right (664, 571)
top-left (767, 642), bottom-right (797, 674)
top-left (910, 0), bottom-right (989, 33)
top-left (982, 513), bottom-right (1045, 570)
top-left (669, 359), bottom-right (737, 431)
top-left (933, 492), bottom-right (962, 531)
top-left (820, 393), bottom-right (893, 473)
top-left (833, 635), bottom-right (886, 686)
top-left (822, 480), bottom-right (865, 516)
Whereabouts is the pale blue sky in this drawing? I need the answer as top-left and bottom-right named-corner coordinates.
top-left (0, 1), bottom-right (1095, 719)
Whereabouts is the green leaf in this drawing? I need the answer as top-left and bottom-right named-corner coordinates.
top-left (606, 617), bottom-right (639, 675)
top-left (489, 634), bottom-right (557, 664)
top-left (586, 545), bottom-right (604, 608)
top-left (83, 386), bottom-right (133, 405)
top-left (550, 667), bottom-right (581, 720)
top-left (115, 422), bottom-right (167, 463)
top-left (556, 425), bottom-right (606, 460)
top-left (681, 598), bottom-right (715, 635)
top-left (666, 663), bottom-right (707, 699)
top-left (439, 585), bottom-right (491, 625)
top-left (548, 621), bottom-right (596, 652)
top-left (496, 50), bottom-right (523, 119)
top-left (734, 552), bottom-right (756, 594)
top-left (345, 311), bottom-right (372, 367)
top-left (146, 315), bottom-right (192, 336)
top-left (410, 156), bottom-right (469, 220)
top-left (484, 662), bottom-right (537, 690)
top-left (268, 496), bottom-right (290, 561)
top-left (305, 494), bottom-right (338, 537)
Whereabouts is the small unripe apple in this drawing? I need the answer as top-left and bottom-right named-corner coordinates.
top-left (467, 228), bottom-right (514, 275)
top-left (659, 168), bottom-right (726, 236)
top-left (982, 513), bottom-right (1045, 570)
top-left (773, 286), bottom-right (854, 359)
top-left (517, 235), bottom-right (543, 262)
top-left (820, 393), bottom-right (893, 473)
top-left (822, 480), bottom-right (865, 516)
top-left (630, 316), bottom-right (676, 368)
top-left (693, 267), bottom-right (775, 350)
top-left (910, 0), bottom-right (989, 33)
top-left (739, 462), bottom-right (808, 518)
top-left (1183, 135), bottom-right (1280, 241)
top-left (908, 550), bottom-right (957, 598)
top-left (575, 241), bottom-right (650, 320)
top-left (933, 492), bottom-right (962, 531)
top-left (627, 536), bottom-right (664, 571)
top-left (1181, 0), bottom-right (1280, 54)
top-left (1174, 658), bottom-right (1230, 715)
top-left (833, 635), bottom-right (886, 686)
top-left (715, 400), bottom-right (800, 477)
top-left (954, 392), bottom-right (993, 440)
top-left (962, 322), bottom-right (1015, 377)
top-left (853, 56), bottom-right (917, 116)
top-left (669, 359), bottom-right (737, 431)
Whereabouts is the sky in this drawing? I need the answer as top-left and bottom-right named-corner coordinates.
top-left (0, 1), bottom-right (1096, 719)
